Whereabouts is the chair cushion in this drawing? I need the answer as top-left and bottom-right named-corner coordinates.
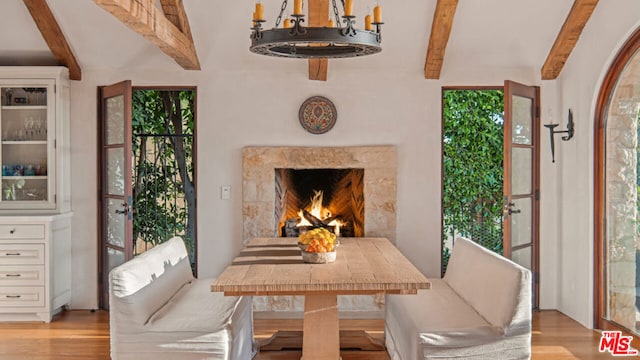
top-left (112, 280), bottom-right (256, 360)
top-left (147, 279), bottom-right (243, 333)
top-left (386, 279), bottom-right (494, 357)
top-left (385, 279), bottom-right (530, 360)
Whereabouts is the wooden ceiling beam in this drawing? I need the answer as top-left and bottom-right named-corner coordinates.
top-left (424, 0), bottom-right (458, 79)
top-left (309, 0), bottom-right (329, 81)
top-left (159, 0), bottom-right (193, 41)
top-left (541, 0), bottom-right (599, 80)
top-left (94, 0), bottom-right (200, 70)
top-left (23, 0), bottom-right (82, 80)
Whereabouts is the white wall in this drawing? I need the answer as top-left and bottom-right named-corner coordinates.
top-left (555, 0), bottom-right (640, 328)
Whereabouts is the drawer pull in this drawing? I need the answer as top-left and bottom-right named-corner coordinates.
top-left (5, 295), bottom-right (20, 299)
top-left (5, 253), bottom-right (21, 256)
top-left (5, 274), bottom-right (21, 277)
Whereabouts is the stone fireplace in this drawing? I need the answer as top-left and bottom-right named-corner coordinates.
top-left (242, 145), bottom-right (397, 315)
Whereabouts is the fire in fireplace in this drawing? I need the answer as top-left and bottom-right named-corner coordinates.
top-left (275, 168), bottom-right (365, 238)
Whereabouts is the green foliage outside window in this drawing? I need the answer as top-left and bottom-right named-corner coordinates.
top-left (132, 90), bottom-right (196, 270)
top-left (442, 90), bottom-right (504, 273)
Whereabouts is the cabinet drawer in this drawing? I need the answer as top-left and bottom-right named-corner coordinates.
top-left (0, 244), bottom-right (44, 265)
top-left (0, 265), bottom-right (44, 286)
top-left (0, 225), bottom-right (45, 240)
top-left (0, 286), bottom-right (45, 307)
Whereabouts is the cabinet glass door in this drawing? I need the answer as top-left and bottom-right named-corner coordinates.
top-left (0, 83), bottom-right (53, 208)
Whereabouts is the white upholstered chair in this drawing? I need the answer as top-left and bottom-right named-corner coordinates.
top-left (109, 236), bottom-right (256, 359)
top-left (385, 237), bottom-right (532, 359)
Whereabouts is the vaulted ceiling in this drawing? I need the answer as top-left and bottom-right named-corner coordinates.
top-left (0, 0), bottom-right (603, 82)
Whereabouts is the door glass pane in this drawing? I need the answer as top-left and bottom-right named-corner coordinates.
top-left (106, 198), bottom-right (125, 247)
top-left (511, 95), bottom-right (532, 145)
top-left (106, 148), bottom-right (124, 196)
top-left (106, 247), bottom-right (125, 273)
top-left (604, 91), bottom-right (639, 333)
top-left (512, 147), bottom-right (532, 195)
top-left (511, 197), bottom-right (532, 247)
top-left (511, 246), bottom-right (531, 270)
top-left (106, 95), bottom-right (124, 145)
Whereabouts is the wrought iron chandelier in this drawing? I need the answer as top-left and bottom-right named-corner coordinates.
top-left (250, 0), bottom-right (383, 59)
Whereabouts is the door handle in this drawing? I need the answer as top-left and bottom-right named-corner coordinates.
top-left (115, 202), bottom-right (130, 215)
top-left (507, 202), bottom-right (521, 215)
top-left (503, 202), bottom-right (521, 217)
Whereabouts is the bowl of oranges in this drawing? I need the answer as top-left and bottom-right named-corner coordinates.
top-left (298, 228), bottom-right (337, 264)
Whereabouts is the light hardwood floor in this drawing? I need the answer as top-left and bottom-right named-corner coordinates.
top-left (0, 310), bottom-right (619, 359)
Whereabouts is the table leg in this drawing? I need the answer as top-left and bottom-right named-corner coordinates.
top-left (302, 294), bottom-right (340, 360)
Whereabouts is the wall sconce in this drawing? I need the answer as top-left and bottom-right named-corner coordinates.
top-left (544, 109), bottom-right (574, 163)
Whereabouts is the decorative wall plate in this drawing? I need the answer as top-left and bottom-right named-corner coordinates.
top-left (298, 96), bottom-right (337, 134)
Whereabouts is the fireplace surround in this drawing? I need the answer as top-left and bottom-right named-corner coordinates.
top-left (242, 145), bottom-right (397, 315)
top-left (243, 145), bottom-right (397, 243)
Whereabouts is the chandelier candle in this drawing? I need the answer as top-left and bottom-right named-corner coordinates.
top-left (344, 0), bottom-right (353, 16)
top-left (283, 19), bottom-right (291, 28)
top-left (373, 4), bottom-right (382, 23)
top-left (294, 0), bottom-right (303, 15)
top-left (365, 15), bottom-right (372, 31)
top-left (255, 2), bottom-right (264, 21)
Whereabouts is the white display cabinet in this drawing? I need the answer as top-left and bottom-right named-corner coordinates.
top-left (0, 67), bottom-right (72, 321)
top-left (0, 67), bottom-right (70, 213)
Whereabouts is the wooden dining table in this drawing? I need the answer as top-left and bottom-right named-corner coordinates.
top-left (211, 237), bottom-right (430, 360)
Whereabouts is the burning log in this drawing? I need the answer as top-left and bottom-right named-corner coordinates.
top-left (284, 218), bottom-right (302, 237)
top-left (281, 190), bottom-right (352, 237)
top-left (302, 209), bottom-right (324, 227)
top-left (302, 209), bottom-right (343, 228)
top-left (320, 214), bottom-right (341, 227)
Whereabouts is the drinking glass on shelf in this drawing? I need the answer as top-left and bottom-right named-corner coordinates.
top-left (14, 129), bottom-right (23, 141)
top-left (4, 89), bottom-right (12, 106)
top-left (24, 165), bottom-right (35, 176)
top-left (25, 117), bottom-right (34, 140)
top-left (37, 117), bottom-right (45, 140)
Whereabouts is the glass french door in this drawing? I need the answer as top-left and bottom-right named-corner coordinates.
top-left (503, 80), bottom-right (540, 308)
top-left (595, 29), bottom-right (640, 337)
top-left (98, 81), bottom-right (133, 309)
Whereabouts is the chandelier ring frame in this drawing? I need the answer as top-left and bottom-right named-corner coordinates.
top-left (250, 26), bottom-right (381, 59)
